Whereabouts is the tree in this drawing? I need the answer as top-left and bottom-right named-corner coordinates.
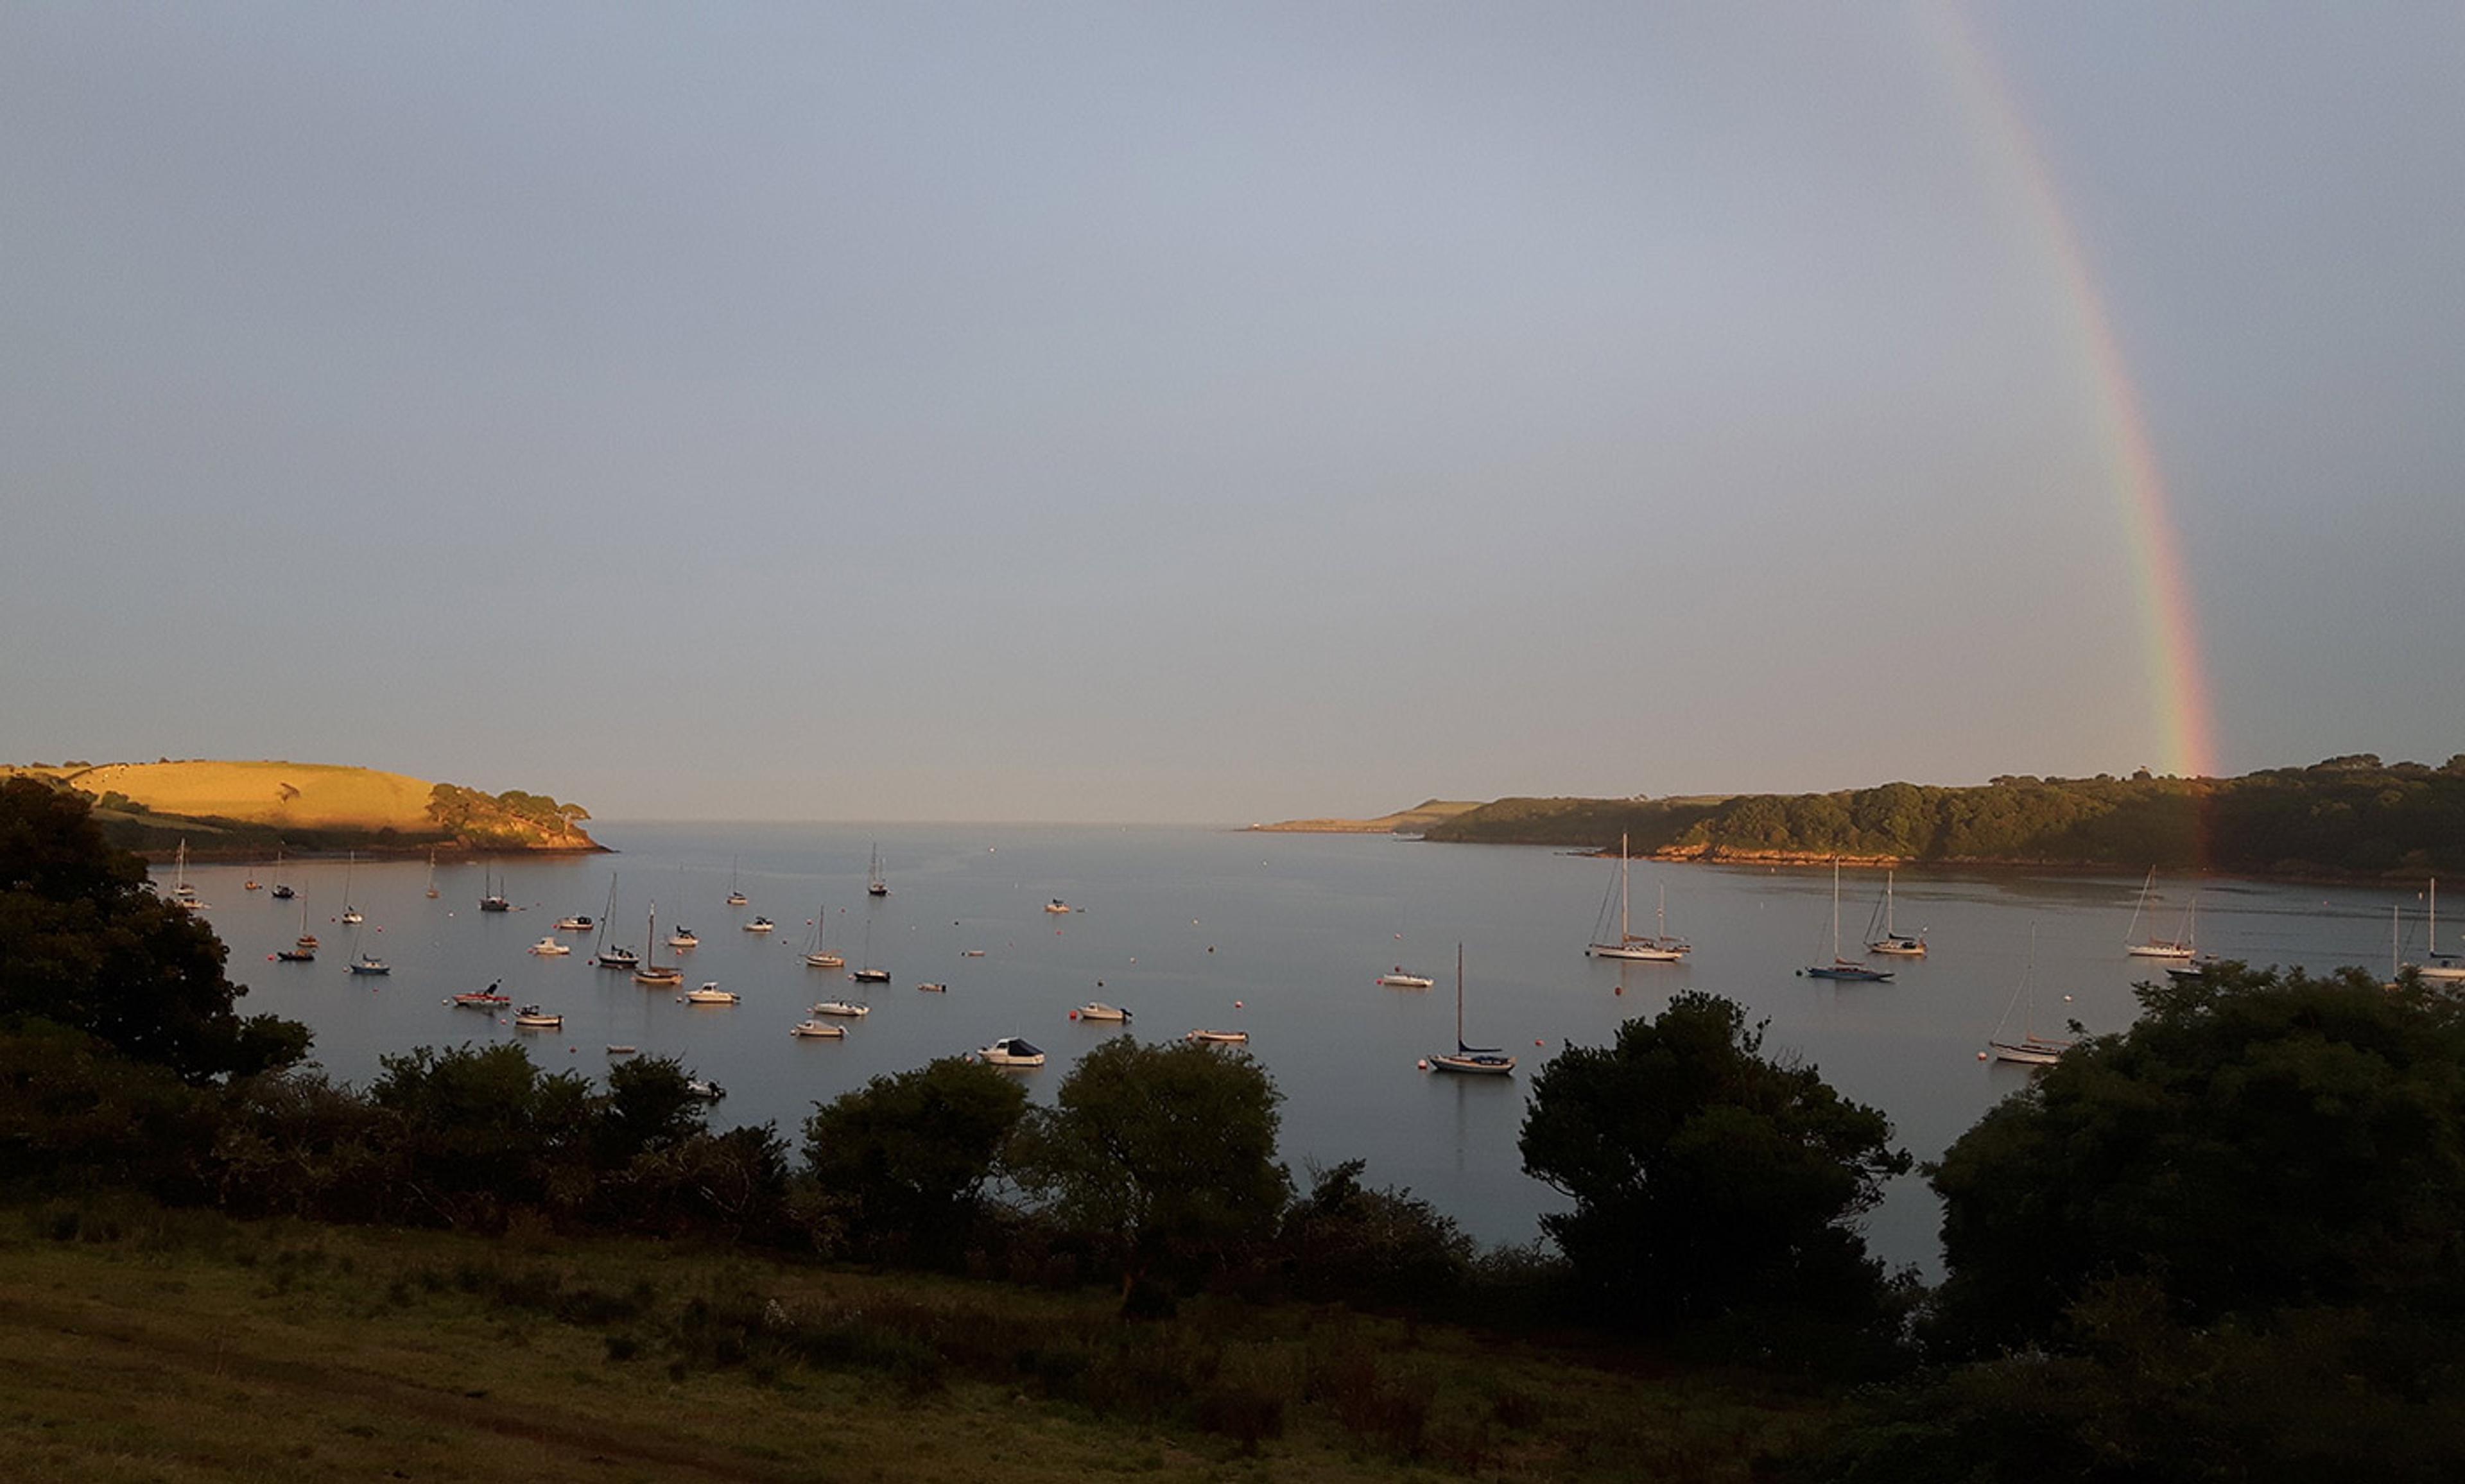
top-left (1007, 1038), bottom-right (1289, 1292)
top-left (1279, 1159), bottom-right (1474, 1309)
top-left (1519, 992), bottom-right (1910, 1329)
top-left (800, 1055), bottom-right (1027, 1263)
top-left (0, 777), bottom-right (307, 1082)
top-left (1929, 962), bottom-right (2465, 1351)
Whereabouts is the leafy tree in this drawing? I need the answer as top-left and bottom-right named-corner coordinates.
top-left (0, 777), bottom-right (307, 1082)
top-left (800, 1055), bottom-right (1028, 1263)
top-left (594, 1053), bottom-right (710, 1168)
top-left (1519, 992), bottom-right (1910, 1329)
top-left (1929, 962), bottom-right (2465, 1351)
top-left (1278, 1159), bottom-right (1474, 1309)
top-left (1008, 1038), bottom-right (1289, 1292)
top-left (365, 1041), bottom-right (596, 1227)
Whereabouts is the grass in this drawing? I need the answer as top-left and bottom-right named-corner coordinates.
top-left (1, 1198), bottom-right (1828, 1482)
top-left (53, 761), bottom-right (441, 832)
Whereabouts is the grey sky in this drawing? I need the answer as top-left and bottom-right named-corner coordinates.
top-left (4, 3), bottom-right (2459, 822)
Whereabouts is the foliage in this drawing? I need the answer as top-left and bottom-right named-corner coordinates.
top-left (0, 1019), bottom-right (225, 1200)
top-left (801, 1055), bottom-right (1028, 1264)
top-left (1426, 755), bottom-right (2465, 876)
top-left (1278, 1160), bottom-right (1476, 1310)
top-left (1008, 1038), bottom-right (1290, 1290)
top-left (1928, 962), bottom-right (2465, 1352)
top-left (425, 782), bottom-right (595, 846)
top-left (0, 777), bottom-right (309, 1082)
top-left (1519, 992), bottom-right (1911, 1337)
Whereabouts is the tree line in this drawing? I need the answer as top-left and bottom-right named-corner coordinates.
top-left (8, 775), bottom-right (2464, 1478)
top-left (1424, 753), bottom-right (2465, 877)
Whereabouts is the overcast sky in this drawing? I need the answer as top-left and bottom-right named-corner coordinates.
top-left (4, 3), bottom-right (2459, 822)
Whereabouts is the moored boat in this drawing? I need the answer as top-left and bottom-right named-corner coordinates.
top-left (513, 1005), bottom-right (562, 1029)
top-left (685, 982), bottom-right (739, 1005)
top-left (528, 936), bottom-right (571, 956)
top-left (1075, 1002), bottom-right (1130, 1022)
top-left (1376, 967), bottom-right (1435, 988)
top-left (790, 1020), bottom-right (847, 1039)
top-left (1186, 1028), bottom-right (1248, 1044)
top-left (978, 1037), bottom-right (1044, 1067)
top-left (1426, 945), bottom-right (1516, 1075)
top-left (809, 999), bottom-right (870, 1017)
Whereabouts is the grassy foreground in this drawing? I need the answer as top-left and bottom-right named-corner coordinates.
top-left (2, 1200), bottom-right (1822, 1483)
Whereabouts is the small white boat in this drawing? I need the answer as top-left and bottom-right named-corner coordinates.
top-left (978, 1036), bottom-right (1044, 1067)
top-left (743, 916), bottom-right (775, 934)
top-left (513, 1005), bottom-right (562, 1029)
top-left (606, 1044), bottom-right (637, 1056)
top-left (962, 949), bottom-right (986, 958)
top-left (685, 1078), bottom-right (725, 1100)
top-left (555, 915), bottom-right (594, 933)
top-left (849, 967), bottom-right (890, 984)
top-left (528, 936), bottom-right (571, 956)
top-left (686, 982), bottom-right (739, 1005)
top-left (668, 927), bottom-right (700, 949)
top-left (809, 999), bottom-right (870, 1018)
top-left (340, 907), bottom-right (364, 926)
top-left (1185, 1028), bottom-right (1248, 1044)
top-left (1044, 899), bottom-right (1073, 914)
top-left (790, 1020), bottom-right (847, 1039)
top-left (1075, 1002), bottom-right (1130, 1022)
top-left (1376, 967), bottom-right (1435, 988)
top-left (915, 981), bottom-right (947, 994)
top-left (805, 950), bottom-right (846, 968)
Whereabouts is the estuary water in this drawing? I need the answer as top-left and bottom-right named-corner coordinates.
top-left (177, 823), bottom-right (2423, 1272)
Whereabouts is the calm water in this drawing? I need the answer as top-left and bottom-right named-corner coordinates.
top-left (175, 824), bottom-right (2421, 1272)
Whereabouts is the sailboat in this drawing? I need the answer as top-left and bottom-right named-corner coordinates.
top-left (802, 904), bottom-right (843, 969)
top-left (633, 902), bottom-right (683, 987)
top-left (338, 851), bottom-right (362, 925)
top-left (592, 876), bottom-right (637, 970)
top-left (270, 849), bottom-right (293, 900)
top-left (278, 897), bottom-right (317, 960)
top-left (2401, 879), bottom-right (2465, 983)
top-left (2123, 867), bottom-right (2195, 959)
top-left (1803, 859), bottom-right (1894, 981)
top-left (1426, 944), bottom-right (1516, 1074)
top-left (1586, 834), bottom-right (1689, 961)
top-left (1987, 929), bottom-right (2075, 1066)
top-left (424, 849), bottom-right (440, 899)
top-left (726, 857), bottom-right (748, 907)
top-left (478, 867), bottom-right (510, 913)
top-left (849, 915), bottom-right (889, 983)
top-left (168, 839), bottom-right (205, 911)
top-left (1865, 870), bottom-right (1926, 956)
top-left (867, 843), bottom-right (889, 897)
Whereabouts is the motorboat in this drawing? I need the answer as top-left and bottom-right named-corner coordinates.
top-left (743, 916), bottom-right (774, 933)
top-left (454, 985), bottom-right (512, 1008)
top-left (605, 1044), bottom-right (637, 1056)
top-left (978, 1037), bottom-right (1044, 1067)
top-left (684, 1079), bottom-right (725, 1101)
top-left (513, 1006), bottom-right (562, 1029)
top-left (790, 1021), bottom-right (847, 1039)
top-left (1376, 967), bottom-right (1435, 988)
top-left (849, 967), bottom-right (890, 984)
top-left (686, 982), bottom-right (739, 1005)
top-left (1186, 1028), bottom-right (1248, 1044)
top-left (555, 914), bottom-right (594, 933)
top-left (915, 981), bottom-right (947, 994)
top-left (528, 936), bottom-right (571, 956)
top-left (668, 927), bottom-right (700, 949)
top-left (1075, 1002), bottom-right (1130, 1022)
top-left (1045, 899), bottom-right (1072, 914)
top-left (809, 999), bottom-right (870, 1017)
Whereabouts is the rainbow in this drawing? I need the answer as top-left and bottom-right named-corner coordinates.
top-left (1924, 6), bottom-right (2218, 781)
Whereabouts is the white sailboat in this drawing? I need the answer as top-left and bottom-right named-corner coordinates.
top-left (1987, 929), bottom-right (2075, 1066)
top-left (424, 849), bottom-right (440, 899)
top-left (592, 875), bottom-right (637, 970)
top-left (168, 838), bottom-right (205, 911)
top-left (2123, 868), bottom-right (2195, 959)
top-left (1865, 870), bottom-right (1926, 956)
top-left (802, 904), bottom-right (843, 969)
top-left (867, 843), bottom-right (889, 897)
top-left (2401, 879), bottom-right (2465, 983)
top-left (726, 857), bottom-right (747, 908)
top-left (1586, 834), bottom-right (1688, 962)
top-left (338, 851), bottom-right (362, 925)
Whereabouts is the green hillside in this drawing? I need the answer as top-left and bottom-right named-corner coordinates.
top-left (1424, 755), bottom-right (2465, 877)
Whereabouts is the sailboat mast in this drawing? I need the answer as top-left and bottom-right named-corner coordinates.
top-left (1619, 834), bottom-right (1631, 942)
top-left (1456, 943), bottom-right (1466, 1048)
top-left (1831, 858), bottom-right (1842, 960)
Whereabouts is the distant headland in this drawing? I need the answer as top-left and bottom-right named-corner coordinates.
top-left (1254, 754), bottom-right (2465, 880)
top-left (0, 759), bottom-right (602, 858)
top-left (1245, 799), bottom-right (1483, 834)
